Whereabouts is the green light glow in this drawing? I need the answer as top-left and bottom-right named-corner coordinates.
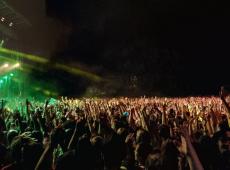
top-left (0, 55), bottom-right (44, 73)
top-left (0, 61), bottom-right (58, 110)
top-left (0, 47), bottom-right (103, 103)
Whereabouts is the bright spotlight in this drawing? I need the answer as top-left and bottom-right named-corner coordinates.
top-left (9, 22), bottom-right (13, 27)
top-left (15, 63), bottom-right (20, 67)
top-left (3, 63), bottom-right (9, 68)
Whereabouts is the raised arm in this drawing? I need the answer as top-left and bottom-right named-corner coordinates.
top-left (180, 125), bottom-right (204, 170)
top-left (35, 143), bottom-right (53, 170)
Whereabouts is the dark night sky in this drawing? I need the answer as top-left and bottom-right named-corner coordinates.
top-left (6, 0), bottom-right (230, 96)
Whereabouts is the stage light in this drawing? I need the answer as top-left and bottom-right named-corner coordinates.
top-left (15, 63), bottom-right (20, 67)
top-left (10, 73), bottom-right (14, 76)
top-left (0, 80), bottom-right (3, 83)
top-left (1, 17), bottom-right (5, 22)
top-left (3, 63), bottom-right (9, 68)
top-left (9, 22), bottom-right (13, 27)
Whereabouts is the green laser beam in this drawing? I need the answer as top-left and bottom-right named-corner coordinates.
top-left (0, 47), bottom-right (103, 82)
top-left (55, 63), bottom-right (102, 82)
top-left (0, 47), bottom-right (48, 64)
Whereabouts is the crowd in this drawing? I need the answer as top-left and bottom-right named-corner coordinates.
top-left (0, 88), bottom-right (230, 170)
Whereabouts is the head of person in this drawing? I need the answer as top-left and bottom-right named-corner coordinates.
top-left (75, 134), bottom-right (94, 169)
top-left (135, 143), bottom-right (152, 166)
top-left (145, 150), bottom-right (162, 170)
top-left (136, 129), bottom-right (151, 145)
top-left (218, 129), bottom-right (230, 170)
top-left (218, 130), bottom-right (230, 154)
top-left (159, 125), bottom-right (170, 140)
top-left (90, 136), bottom-right (104, 169)
top-left (10, 134), bottom-right (43, 169)
top-left (7, 130), bottom-right (18, 145)
top-left (31, 130), bottom-right (43, 144)
top-left (219, 115), bottom-right (230, 131)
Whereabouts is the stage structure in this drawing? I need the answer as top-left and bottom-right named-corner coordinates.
top-left (0, 0), bottom-right (30, 39)
top-left (0, 0), bottom-right (30, 100)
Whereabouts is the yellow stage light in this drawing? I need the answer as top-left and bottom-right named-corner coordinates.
top-left (3, 63), bottom-right (9, 68)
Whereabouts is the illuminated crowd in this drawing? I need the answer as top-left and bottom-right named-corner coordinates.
top-left (0, 90), bottom-right (230, 170)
